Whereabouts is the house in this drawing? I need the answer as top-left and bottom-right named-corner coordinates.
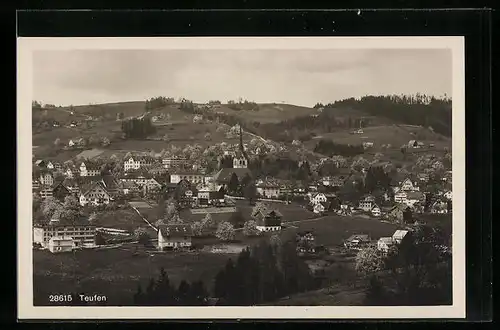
top-left (39, 171), bottom-right (54, 186)
top-left (79, 162), bottom-right (100, 177)
top-left (148, 165), bottom-right (168, 177)
top-left (34, 160), bottom-right (47, 168)
top-left (442, 190), bottom-right (452, 200)
top-left (387, 204), bottom-right (413, 223)
top-left (47, 237), bottom-right (74, 253)
top-left (123, 156), bottom-right (156, 172)
top-left (362, 142), bottom-right (374, 149)
top-left (162, 156), bottom-right (188, 169)
top-left (157, 224), bottom-right (193, 250)
top-left (430, 199), bottom-right (449, 214)
top-left (313, 202), bottom-right (327, 214)
top-left (46, 161), bottom-right (54, 170)
top-left (296, 231), bottom-right (316, 254)
top-left (32, 179), bottom-right (40, 190)
top-left (309, 192), bottom-right (327, 205)
top-left (371, 204), bottom-right (381, 217)
top-left (100, 175), bottom-right (120, 196)
top-left (252, 207), bottom-right (283, 232)
top-left (408, 140), bottom-right (422, 148)
top-left (119, 180), bottom-right (140, 195)
top-left (392, 230), bottom-right (410, 244)
top-left (377, 237), bottom-right (395, 253)
top-left (358, 195), bottom-right (376, 212)
top-left (400, 178), bottom-right (419, 192)
top-left (405, 191), bottom-right (425, 207)
top-left (344, 234), bottom-right (371, 250)
top-left (256, 179), bottom-right (280, 199)
top-left (337, 203), bottom-right (353, 216)
top-left (33, 218), bottom-right (96, 249)
top-left (394, 191), bottom-right (408, 204)
top-left (39, 187), bottom-right (54, 199)
top-left (60, 178), bottom-right (80, 197)
top-left (79, 182), bottom-right (111, 206)
top-left (68, 138), bottom-right (84, 147)
top-left (170, 171), bottom-right (205, 185)
top-left (64, 167), bottom-right (77, 179)
top-left (52, 180), bottom-right (71, 201)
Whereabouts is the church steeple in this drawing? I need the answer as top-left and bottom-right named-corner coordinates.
top-left (233, 123), bottom-right (249, 168)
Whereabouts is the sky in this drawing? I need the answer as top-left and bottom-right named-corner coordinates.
top-left (32, 49), bottom-right (452, 108)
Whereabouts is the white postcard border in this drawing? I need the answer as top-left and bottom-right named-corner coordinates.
top-left (17, 36), bottom-right (466, 320)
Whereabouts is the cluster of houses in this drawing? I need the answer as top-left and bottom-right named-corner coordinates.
top-left (343, 229), bottom-right (411, 254)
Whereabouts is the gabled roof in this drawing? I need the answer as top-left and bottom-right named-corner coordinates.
top-left (392, 230), bottom-right (409, 240)
top-left (346, 234), bottom-right (370, 242)
top-left (213, 168), bottom-right (251, 183)
top-left (378, 237), bottom-right (394, 245)
top-left (81, 181), bottom-right (110, 197)
top-left (158, 224), bottom-right (193, 238)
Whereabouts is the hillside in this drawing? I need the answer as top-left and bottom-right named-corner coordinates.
top-left (214, 103), bottom-right (316, 124)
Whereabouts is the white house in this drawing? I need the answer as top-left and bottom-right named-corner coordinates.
top-left (79, 182), bottom-right (111, 206)
top-left (162, 156), bottom-right (187, 169)
top-left (46, 161), bottom-right (54, 170)
top-left (256, 179), bottom-right (280, 199)
top-left (157, 224), bottom-right (193, 250)
top-left (170, 172), bottom-right (205, 184)
top-left (392, 230), bottom-right (410, 244)
top-left (48, 237), bottom-right (74, 253)
top-left (79, 162), bottom-right (100, 177)
top-left (394, 191), bottom-right (408, 204)
top-left (309, 192), bottom-right (327, 205)
top-left (400, 178), bottom-right (419, 192)
top-left (313, 202), bottom-right (328, 214)
top-left (371, 204), bottom-right (381, 217)
top-left (358, 195), bottom-right (376, 212)
top-left (39, 172), bottom-right (54, 186)
top-left (377, 237), bottom-right (395, 253)
top-left (124, 156), bottom-right (155, 172)
top-left (443, 190), bottom-right (453, 200)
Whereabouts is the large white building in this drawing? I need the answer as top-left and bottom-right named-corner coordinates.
top-left (33, 220), bottom-right (96, 249)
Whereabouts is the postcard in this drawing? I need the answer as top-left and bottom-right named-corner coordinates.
top-left (17, 36), bottom-right (465, 320)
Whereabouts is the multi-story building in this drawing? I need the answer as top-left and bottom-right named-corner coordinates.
top-left (33, 220), bottom-right (96, 249)
top-left (123, 156), bottom-right (155, 172)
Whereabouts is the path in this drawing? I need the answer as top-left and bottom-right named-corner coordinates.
top-left (130, 206), bottom-right (158, 232)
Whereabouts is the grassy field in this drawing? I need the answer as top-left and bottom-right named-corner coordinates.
top-left (33, 247), bottom-right (231, 305)
top-left (282, 215), bottom-right (399, 247)
top-left (305, 125), bottom-right (451, 151)
top-left (215, 103), bottom-right (316, 123)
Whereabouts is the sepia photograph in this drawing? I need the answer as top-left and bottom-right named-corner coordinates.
top-left (17, 37), bottom-right (465, 319)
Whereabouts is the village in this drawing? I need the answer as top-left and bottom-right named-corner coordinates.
top-left (31, 96), bottom-right (453, 306)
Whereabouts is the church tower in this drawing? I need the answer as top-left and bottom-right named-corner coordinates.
top-left (233, 124), bottom-right (249, 168)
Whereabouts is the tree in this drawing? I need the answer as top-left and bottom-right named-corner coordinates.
top-left (41, 197), bottom-right (63, 220)
top-left (201, 213), bottom-right (215, 228)
top-left (228, 211), bottom-right (245, 229)
top-left (215, 222), bottom-right (235, 241)
top-left (191, 221), bottom-right (204, 237)
top-left (355, 246), bottom-right (386, 275)
top-left (242, 220), bottom-right (260, 237)
top-left (227, 173), bottom-right (240, 195)
top-left (60, 195), bottom-right (81, 221)
top-left (32, 193), bottom-right (42, 213)
top-left (134, 227), bottom-right (151, 246)
top-left (243, 182), bottom-right (257, 204)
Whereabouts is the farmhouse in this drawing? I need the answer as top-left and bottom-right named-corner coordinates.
top-left (39, 187), bottom-right (54, 199)
top-left (344, 234), bottom-right (371, 250)
top-left (430, 199), bottom-right (449, 214)
top-left (118, 180), bottom-right (140, 195)
top-left (386, 204), bottom-right (413, 223)
top-left (33, 218), bottom-right (96, 249)
top-left (313, 202), bottom-right (329, 214)
top-left (371, 204), bottom-right (382, 217)
top-left (157, 224), bottom-right (193, 250)
top-left (256, 178), bottom-right (280, 199)
top-left (392, 229), bottom-right (410, 244)
top-left (79, 162), bottom-right (100, 177)
top-left (252, 207), bottom-right (283, 232)
top-left (358, 195), bottom-right (376, 212)
top-left (377, 237), bottom-right (395, 253)
top-left (405, 191), bottom-right (425, 207)
top-left (308, 192), bottom-right (327, 205)
top-left (400, 178), bottom-right (419, 192)
top-left (79, 181), bottom-right (111, 206)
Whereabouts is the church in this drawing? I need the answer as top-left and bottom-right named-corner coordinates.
top-left (213, 125), bottom-right (252, 191)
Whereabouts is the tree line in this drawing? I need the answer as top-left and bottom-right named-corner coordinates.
top-left (324, 95), bottom-right (452, 137)
top-left (313, 140), bottom-right (365, 157)
top-left (121, 117), bottom-right (156, 139)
